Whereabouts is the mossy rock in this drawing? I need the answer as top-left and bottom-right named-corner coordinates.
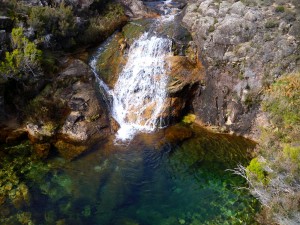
top-left (95, 19), bottom-right (153, 87)
top-left (122, 19), bottom-right (151, 44)
top-left (96, 33), bottom-right (126, 88)
top-left (54, 140), bottom-right (87, 160)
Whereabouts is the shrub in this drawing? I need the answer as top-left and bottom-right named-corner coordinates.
top-left (246, 158), bottom-right (268, 185)
top-left (263, 73), bottom-right (300, 128)
top-left (283, 145), bottom-right (300, 167)
top-left (79, 3), bottom-right (127, 45)
top-left (0, 27), bottom-right (42, 79)
top-left (265, 20), bottom-right (279, 29)
top-left (28, 3), bottom-right (76, 47)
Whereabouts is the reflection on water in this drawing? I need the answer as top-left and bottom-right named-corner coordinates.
top-left (0, 124), bottom-right (260, 225)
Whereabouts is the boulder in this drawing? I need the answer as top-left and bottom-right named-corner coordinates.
top-left (119, 0), bottom-right (156, 18)
top-left (25, 58), bottom-right (111, 159)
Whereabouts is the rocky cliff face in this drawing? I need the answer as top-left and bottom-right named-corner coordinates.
top-left (182, 0), bottom-right (300, 138)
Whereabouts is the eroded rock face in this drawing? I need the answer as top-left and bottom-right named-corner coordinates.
top-left (26, 58), bottom-right (111, 160)
top-left (161, 55), bottom-right (204, 121)
top-left (183, 0), bottom-right (300, 138)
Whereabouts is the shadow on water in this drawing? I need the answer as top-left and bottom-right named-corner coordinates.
top-left (0, 123), bottom-right (260, 224)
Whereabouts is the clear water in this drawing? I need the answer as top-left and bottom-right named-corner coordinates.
top-left (0, 125), bottom-right (260, 225)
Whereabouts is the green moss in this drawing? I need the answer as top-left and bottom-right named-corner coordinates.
top-left (122, 20), bottom-right (150, 44)
top-left (275, 6), bottom-right (285, 13)
top-left (265, 20), bottom-right (279, 29)
top-left (208, 25), bottom-right (215, 33)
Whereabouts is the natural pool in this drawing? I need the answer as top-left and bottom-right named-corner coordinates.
top-left (0, 123), bottom-right (260, 225)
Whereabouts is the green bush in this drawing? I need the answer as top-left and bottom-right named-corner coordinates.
top-left (246, 158), bottom-right (268, 185)
top-left (283, 145), bottom-right (300, 167)
top-left (265, 20), bottom-right (279, 29)
top-left (0, 27), bottom-right (42, 79)
top-left (79, 3), bottom-right (127, 44)
top-left (28, 3), bottom-right (76, 46)
top-left (263, 73), bottom-right (300, 128)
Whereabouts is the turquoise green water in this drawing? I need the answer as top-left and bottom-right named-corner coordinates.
top-left (0, 124), bottom-right (260, 225)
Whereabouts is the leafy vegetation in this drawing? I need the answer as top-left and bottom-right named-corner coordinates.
top-left (0, 27), bottom-right (42, 80)
top-left (242, 73), bottom-right (300, 224)
top-left (246, 158), bottom-right (268, 185)
top-left (79, 3), bottom-right (127, 45)
top-left (28, 3), bottom-right (76, 48)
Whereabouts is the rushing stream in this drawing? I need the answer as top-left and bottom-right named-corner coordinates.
top-left (0, 0), bottom-right (261, 224)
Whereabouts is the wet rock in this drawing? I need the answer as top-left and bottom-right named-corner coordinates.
top-left (54, 140), bottom-right (87, 160)
top-left (96, 33), bottom-right (128, 88)
top-left (96, 21), bottom-right (150, 87)
top-left (33, 143), bottom-right (51, 159)
top-left (166, 56), bottom-right (202, 95)
top-left (5, 129), bottom-right (28, 145)
top-left (159, 55), bottom-right (204, 121)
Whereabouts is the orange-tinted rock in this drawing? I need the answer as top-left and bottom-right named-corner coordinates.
top-left (166, 55), bottom-right (204, 96)
top-left (54, 140), bottom-right (88, 161)
top-left (164, 124), bottom-right (193, 143)
top-left (33, 143), bottom-right (51, 159)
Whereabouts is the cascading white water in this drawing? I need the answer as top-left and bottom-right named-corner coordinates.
top-left (88, 0), bottom-right (180, 141)
top-left (111, 33), bottom-right (172, 140)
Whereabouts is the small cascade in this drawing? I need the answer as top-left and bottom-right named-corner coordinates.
top-left (89, 0), bottom-right (182, 141)
top-left (89, 36), bottom-right (114, 108)
top-left (112, 33), bottom-right (172, 140)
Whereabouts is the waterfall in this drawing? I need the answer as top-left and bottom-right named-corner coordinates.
top-left (89, 0), bottom-right (179, 141)
top-left (112, 33), bottom-right (172, 141)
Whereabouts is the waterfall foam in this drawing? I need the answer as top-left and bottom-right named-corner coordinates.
top-left (112, 33), bottom-right (172, 141)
